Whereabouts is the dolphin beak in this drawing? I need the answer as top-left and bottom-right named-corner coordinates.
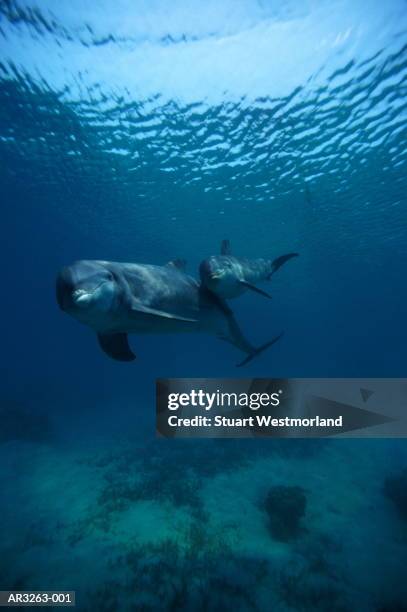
top-left (72, 289), bottom-right (92, 307)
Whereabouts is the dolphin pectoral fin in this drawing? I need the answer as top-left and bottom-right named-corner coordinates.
top-left (236, 332), bottom-right (284, 367)
top-left (268, 253), bottom-right (299, 278)
top-left (133, 303), bottom-right (198, 323)
top-left (238, 280), bottom-right (272, 299)
top-left (221, 239), bottom-right (231, 255)
top-left (97, 333), bottom-right (136, 362)
top-left (166, 259), bottom-right (187, 271)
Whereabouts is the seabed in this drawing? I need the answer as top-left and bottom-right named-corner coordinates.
top-left (0, 415), bottom-right (406, 611)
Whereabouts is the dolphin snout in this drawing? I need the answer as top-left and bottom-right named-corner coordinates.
top-left (199, 259), bottom-right (220, 282)
top-left (72, 288), bottom-right (93, 307)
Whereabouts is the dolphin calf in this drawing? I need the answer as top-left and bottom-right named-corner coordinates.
top-left (199, 240), bottom-right (298, 300)
top-left (56, 259), bottom-right (283, 366)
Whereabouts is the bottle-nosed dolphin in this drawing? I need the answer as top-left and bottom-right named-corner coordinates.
top-left (199, 240), bottom-right (298, 300)
top-left (56, 259), bottom-right (283, 366)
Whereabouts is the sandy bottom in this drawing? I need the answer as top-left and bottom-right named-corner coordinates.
top-left (0, 430), bottom-right (406, 611)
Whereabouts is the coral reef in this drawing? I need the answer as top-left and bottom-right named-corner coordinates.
top-left (263, 485), bottom-right (307, 541)
top-left (68, 440), bottom-right (323, 552)
top-left (87, 533), bottom-right (269, 612)
top-left (277, 559), bottom-right (347, 612)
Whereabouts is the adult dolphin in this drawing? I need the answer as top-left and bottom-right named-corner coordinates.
top-left (199, 240), bottom-right (298, 300)
top-left (56, 259), bottom-right (283, 366)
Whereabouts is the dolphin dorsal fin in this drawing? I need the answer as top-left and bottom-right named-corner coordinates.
top-left (221, 239), bottom-right (231, 255)
top-left (166, 258), bottom-right (187, 271)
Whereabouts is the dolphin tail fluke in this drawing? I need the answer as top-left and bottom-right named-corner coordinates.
top-left (206, 287), bottom-right (282, 366)
top-left (236, 331), bottom-right (284, 367)
top-left (268, 253), bottom-right (299, 278)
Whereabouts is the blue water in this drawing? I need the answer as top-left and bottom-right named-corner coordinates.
top-left (1, 1), bottom-right (407, 610)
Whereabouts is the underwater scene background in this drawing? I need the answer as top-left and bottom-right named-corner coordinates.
top-left (1, 0), bottom-right (407, 610)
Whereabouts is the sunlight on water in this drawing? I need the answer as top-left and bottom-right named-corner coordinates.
top-left (1, 0), bottom-right (406, 204)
